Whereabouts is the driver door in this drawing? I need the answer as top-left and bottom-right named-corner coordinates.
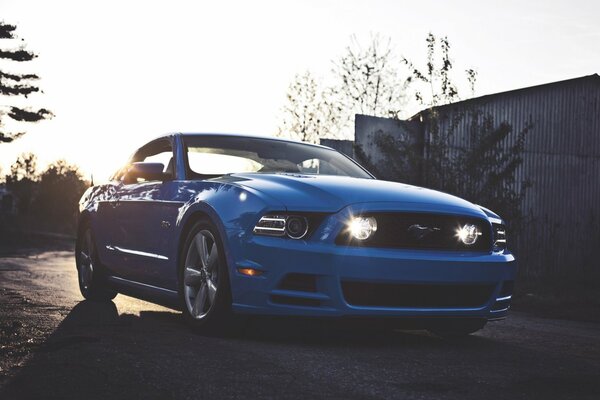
top-left (108, 139), bottom-right (179, 287)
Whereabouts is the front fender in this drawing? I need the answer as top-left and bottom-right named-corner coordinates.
top-left (173, 184), bottom-right (282, 289)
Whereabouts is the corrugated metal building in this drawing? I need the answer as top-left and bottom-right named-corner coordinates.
top-left (322, 74), bottom-right (600, 278)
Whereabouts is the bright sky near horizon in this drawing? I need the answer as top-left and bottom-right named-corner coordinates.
top-left (0, 0), bottom-right (599, 181)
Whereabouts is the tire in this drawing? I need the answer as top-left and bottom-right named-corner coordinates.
top-left (75, 224), bottom-right (117, 301)
top-left (179, 217), bottom-right (235, 334)
top-left (428, 319), bottom-right (486, 337)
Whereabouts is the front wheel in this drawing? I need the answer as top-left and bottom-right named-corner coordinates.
top-left (76, 226), bottom-right (117, 301)
top-left (179, 218), bottom-right (235, 334)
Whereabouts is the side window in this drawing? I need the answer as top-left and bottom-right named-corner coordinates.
top-left (297, 158), bottom-right (346, 176)
top-left (121, 139), bottom-right (175, 184)
top-left (298, 158), bottom-right (319, 174)
top-left (111, 164), bottom-right (130, 182)
top-left (143, 151), bottom-right (173, 173)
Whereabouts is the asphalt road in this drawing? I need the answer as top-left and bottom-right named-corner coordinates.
top-left (0, 251), bottom-right (599, 400)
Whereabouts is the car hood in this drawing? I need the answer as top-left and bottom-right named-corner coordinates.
top-left (227, 173), bottom-right (486, 216)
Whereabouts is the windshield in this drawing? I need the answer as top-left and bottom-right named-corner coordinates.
top-left (183, 136), bottom-right (373, 179)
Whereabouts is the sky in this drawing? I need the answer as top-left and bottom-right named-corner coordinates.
top-left (0, 0), bottom-right (599, 181)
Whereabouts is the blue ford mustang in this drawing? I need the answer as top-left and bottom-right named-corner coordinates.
top-left (76, 133), bottom-right (516, 335)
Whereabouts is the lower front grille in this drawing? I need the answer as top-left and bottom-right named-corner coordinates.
top-left (270, 295), bottom-right (320, 307)
top-left (341, 281), bottom-right (495, 308)
top-left (278, 273), bottom-right (317, 292)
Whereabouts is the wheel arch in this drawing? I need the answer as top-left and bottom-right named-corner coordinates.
top-left (175, 202), bottom-right (234, 290)
top-left (77, 210), bottom-right (92, 235)
top-left (75, 211), bottom-right (92, 267)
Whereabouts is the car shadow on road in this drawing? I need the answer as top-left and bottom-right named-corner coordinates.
top-left (239, 315), bottom-right (481, 347)
top-left (33, 299), bottom-right (492, 350)
top-left (3, 300), bottom-right (599, 400)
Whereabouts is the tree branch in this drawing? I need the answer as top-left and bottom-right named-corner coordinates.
top-left (0, 131), bottom-right (25, 143)
top-left (0, 82), bottom-right (40, 96)
top-left (8, 107), bottom-right (54, 122)
top-left (0, 23), bottom-right (17, 39)
top-left (0, 49), bottom-right (36, 62)
top-left (0, 70), bottom-right (40, 81)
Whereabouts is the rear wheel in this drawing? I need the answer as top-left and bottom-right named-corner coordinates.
top-left (76, 226), bottom-right (117, 301)
top-left (179, 218), bottom-right (235, 334)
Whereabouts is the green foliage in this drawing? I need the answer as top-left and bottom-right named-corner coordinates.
top-left (454, 111), bottom-right (531, 223)
top-left (32, 160), bottom-right (88, 231)
top-left (3, 154), bottom-right (88, 233)
top-left (0, 21), bottom-right (53, 143)
top-left (5, 153), bottom-right (38, 214)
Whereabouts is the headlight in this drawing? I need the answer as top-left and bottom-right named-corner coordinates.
top-left (286, 216), bottom-right (309, 239)
top-left (253, 214), bottom-right (309, 240)
top-left (455, 224), bottom-right (481, 245)
top-left (348, 216), bottom-right (377, 240)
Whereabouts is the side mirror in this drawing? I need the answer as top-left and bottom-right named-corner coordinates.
top-left (124, 162), bottom-right (170, 184)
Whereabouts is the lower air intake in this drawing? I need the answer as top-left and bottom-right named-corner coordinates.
top-left (342, 281), bottom-right (495, 308)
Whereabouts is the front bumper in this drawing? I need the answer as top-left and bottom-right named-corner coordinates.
top-left (229, 236), bottom-right (516, 320)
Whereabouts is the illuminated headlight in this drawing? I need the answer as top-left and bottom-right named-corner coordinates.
top-left (455, 224), bottom-right (482, 245)
top-left (253, 214), bottom-right (308, 239)
top-left (348, 216), bottom-right (377, 241)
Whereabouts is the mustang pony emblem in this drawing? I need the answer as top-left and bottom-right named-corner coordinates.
top-left (407, 224), bottom-right (441, 240)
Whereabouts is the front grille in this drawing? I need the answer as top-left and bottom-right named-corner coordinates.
top-left (341, 281), bottom-right (495, 308)
top-left (336, 212), bottom-right (493, 251)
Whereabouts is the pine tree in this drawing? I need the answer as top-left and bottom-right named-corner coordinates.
top-left (0, 21), bottom-right (52, 143)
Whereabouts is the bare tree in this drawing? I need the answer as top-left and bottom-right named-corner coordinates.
top-left (0, 21), bottom-right (53, 143)
top-left (402, 33), bottom-right (474, 107)
top-left (330, 34), bottom-right (410, 136)
top-left (278, 35), bottom-right (410, 141)
top-left (278, 71), bottom-right (339, 144)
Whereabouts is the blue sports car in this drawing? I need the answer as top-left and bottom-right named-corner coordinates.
top-left (76, 133), bottom-right (515, 335)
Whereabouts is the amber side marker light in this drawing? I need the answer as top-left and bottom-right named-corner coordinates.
top-left (238, 268), bottom-right (263, 276)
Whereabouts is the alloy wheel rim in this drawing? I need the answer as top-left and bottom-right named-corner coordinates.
top-left (184, 230), bottom-right (219, 319)
top-left (79, 230), bottom-right (94, 291)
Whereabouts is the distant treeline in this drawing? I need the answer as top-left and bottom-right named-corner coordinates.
top-left (1, 153), bottom-right (88, 235)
